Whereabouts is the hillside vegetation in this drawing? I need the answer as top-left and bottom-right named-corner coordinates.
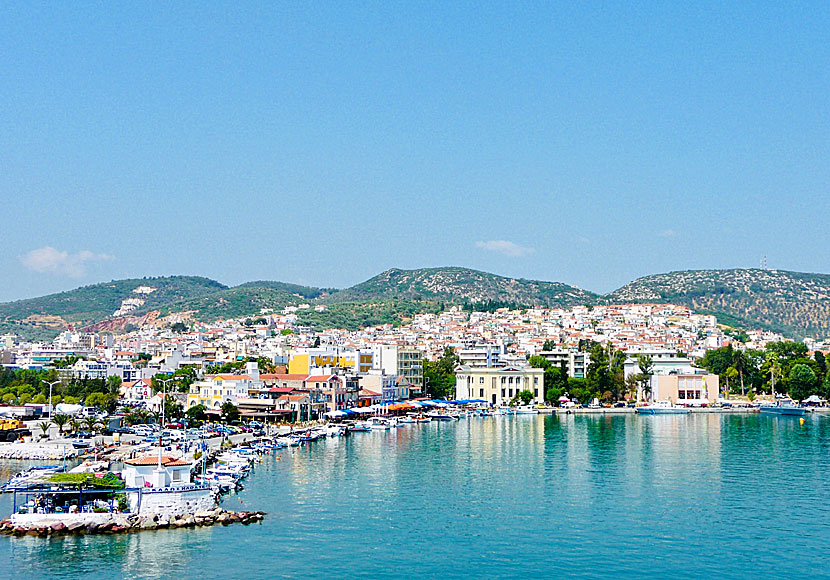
top-left (3, 267), bottom-right (830, 339)
top-left (607, 269), bottom-right (830, 338)
top-left (331, 267), bottom-right (597, 308)
top-left (0, 276), bottom-right (226, 339)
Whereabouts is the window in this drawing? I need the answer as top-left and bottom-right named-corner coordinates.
top-left (534, 377), bottom-right (539, 384)
top-left (480, 377), bottom-right (485, 384)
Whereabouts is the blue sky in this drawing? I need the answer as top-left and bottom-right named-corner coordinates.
top-left (2, 2), bottom-right (828, 302)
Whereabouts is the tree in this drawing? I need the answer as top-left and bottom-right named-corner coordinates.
top-left (517, 390), bottom-right (534, 405)
top-left (82, 416), bottom-right (100, 434)
top-left (51, 413), bottom-right (69, 435)
top-left (724, 367), bottom-right (738, 395)
top-left (85, 392), bottom-right (117, 414)
top-left (186, 404), bottom-right (208, 423)
top-left (821, 371), bottom-right (830, 400)
top-left (221, 401), bottom-right (239, 423)
top-left (815, 351), bottom-right (827, 386)
top-left (423, 347), bottom-right (459, 399)
top-left (624, 373), bottom-right (639, 400)
top-left (788, 364), bottom-right (817, 401)
top-left (764, 351), bottom-right (782, 395)
top-left (542, 340), bottom-right (556, 351)
top-left (38, 421), bottom-right (50, 441)
top-left (732, 350), bottom-right (750, 396)
top-left (636, 355), bottom-right (653, 401)
top-left (171, 322), bottom-right (188, 333)
top-left (106, 376), bottom-right (122, 396)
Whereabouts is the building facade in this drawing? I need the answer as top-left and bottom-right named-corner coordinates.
top-left (455, 365), bottom-right (545, 406)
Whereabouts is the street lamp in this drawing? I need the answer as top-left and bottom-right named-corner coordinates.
top-left (155, 377), bottom-right (174, 469)
top-left (42, 379), bottom-right (61, 423)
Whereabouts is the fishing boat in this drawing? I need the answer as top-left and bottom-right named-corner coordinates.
top-left (398, 416), bottom-right (417, 424)
top-left (514, 405), bottom-right (540, 414)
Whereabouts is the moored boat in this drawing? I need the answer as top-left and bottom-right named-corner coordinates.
top-left (759, 405), bottom-right (805, 416)
top-left (636, 402), bottom-right (690, 415)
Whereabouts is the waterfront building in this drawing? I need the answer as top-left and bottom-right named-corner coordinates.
top-left (652, 373), bottom-right (720, 405)
top-left (187, 362), bottom-right (263, 409)
top-left (455, 365), bottom-right (545, 406)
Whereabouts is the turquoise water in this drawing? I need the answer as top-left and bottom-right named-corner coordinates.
top-left (2, 413), bottom-right (830, 579)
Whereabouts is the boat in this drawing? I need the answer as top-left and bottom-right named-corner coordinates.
top-left (426, 411), bottom-right (457, 421)
top-left (636, 401), bottom-right (690, 415)
top-left (71, 438), bottom-right (93, 449)
top-left (514, 405), bottom-right (539, 414)
top-left (398, 416), bottom-right (417, 424)
top-left (347, 421), bottom-right (372, 432)
top-left (760, 404), bottom-right (806, 416)
top-left (368, 417), bottom-right (391, 430)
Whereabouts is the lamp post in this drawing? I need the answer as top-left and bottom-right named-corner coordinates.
top-left (155, 378), bottom-right (174, 469)
top-left (42, 379), bottom-right (61, 425)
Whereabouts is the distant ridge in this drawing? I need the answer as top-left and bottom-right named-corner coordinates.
top-left (2, 267), bottom-right (830, 339)
top-left (606, 269), bottom-right (830, 338)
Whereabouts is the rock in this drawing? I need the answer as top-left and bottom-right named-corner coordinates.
top-left (195, 510), bottom-right (212, 519)
top-left (67, 521), bottom-right (86, 532)
top-left (50, 522), bottom-right (66, 532)
top-left (140, 519), bottom-right (157, 530)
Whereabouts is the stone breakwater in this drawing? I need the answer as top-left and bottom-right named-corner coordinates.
top-left (0, 443), bottom-right (80, 460)
top-left (0, 508), bottom-right (265, 537)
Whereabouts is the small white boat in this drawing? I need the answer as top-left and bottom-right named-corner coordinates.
top-left (368, 417), bottom-right (392, 430)
top-left (514, 405), bottom-right (540, 414)
top-left (636, 401), bottom-right (690, 415)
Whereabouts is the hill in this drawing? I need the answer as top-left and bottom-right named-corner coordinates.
top-left (0, 276), bottom-right (226, 339)
top-left (606, 269), bottom-right (830, 338)
top-left (161, 284), bottom-right (307, 322)
top-left (4, 267), bottom-right (830, 339)
top-left (330, 267), bottom-right (597, 309)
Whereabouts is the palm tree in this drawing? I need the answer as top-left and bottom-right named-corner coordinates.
top-left (51, 413), bottom-right (69, 436)
top-left (69, 418), bottom-right (80, 434)
top-left (83, 416), bottom-right (100, 434)
top-left (37, 421), bottom-right (51, 441)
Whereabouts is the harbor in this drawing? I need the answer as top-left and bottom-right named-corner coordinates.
top-left (2, 410), bottom-right (829, 579)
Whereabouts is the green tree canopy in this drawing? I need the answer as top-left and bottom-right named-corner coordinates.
top-left (788, 363), bottom-right (817, 401)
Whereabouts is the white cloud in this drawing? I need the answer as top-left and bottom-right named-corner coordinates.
top-left (475, 240), bottom-right (535, 258)
top-left (659, 229), bottom-right (678, 238)
top-left (20, 246), bottom-right (114, 278)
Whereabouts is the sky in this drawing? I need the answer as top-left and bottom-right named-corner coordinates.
top-left (2, 2), bottom-right (828, 302)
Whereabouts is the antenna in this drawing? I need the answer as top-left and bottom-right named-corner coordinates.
top-left (760, 256), bottom-right (767, 270)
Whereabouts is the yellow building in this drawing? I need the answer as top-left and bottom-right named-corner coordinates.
top-left (288, 348), bottom-right (373, 374)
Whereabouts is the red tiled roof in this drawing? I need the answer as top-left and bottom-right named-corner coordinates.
top-left (261, 374), bottom-right (308, 381)
top-left (125, 455), bottom-right (191, 467)
top-left (306, 375), bottom-right (337, 382)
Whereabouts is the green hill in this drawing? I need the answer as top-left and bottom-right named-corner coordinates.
top-left (330, 267), bottom-right (597, 308)
top-left (0, 276), bottom-right (226, 338)
top-left (606, 269), bottom-right (830, 339)
top-left (4, 267), bottom-right (830, 339)
top-left (162, 284), bottom-right (306, 322)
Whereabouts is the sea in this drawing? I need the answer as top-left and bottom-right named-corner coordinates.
top-left (1, 412), bottom-right (829, 579)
